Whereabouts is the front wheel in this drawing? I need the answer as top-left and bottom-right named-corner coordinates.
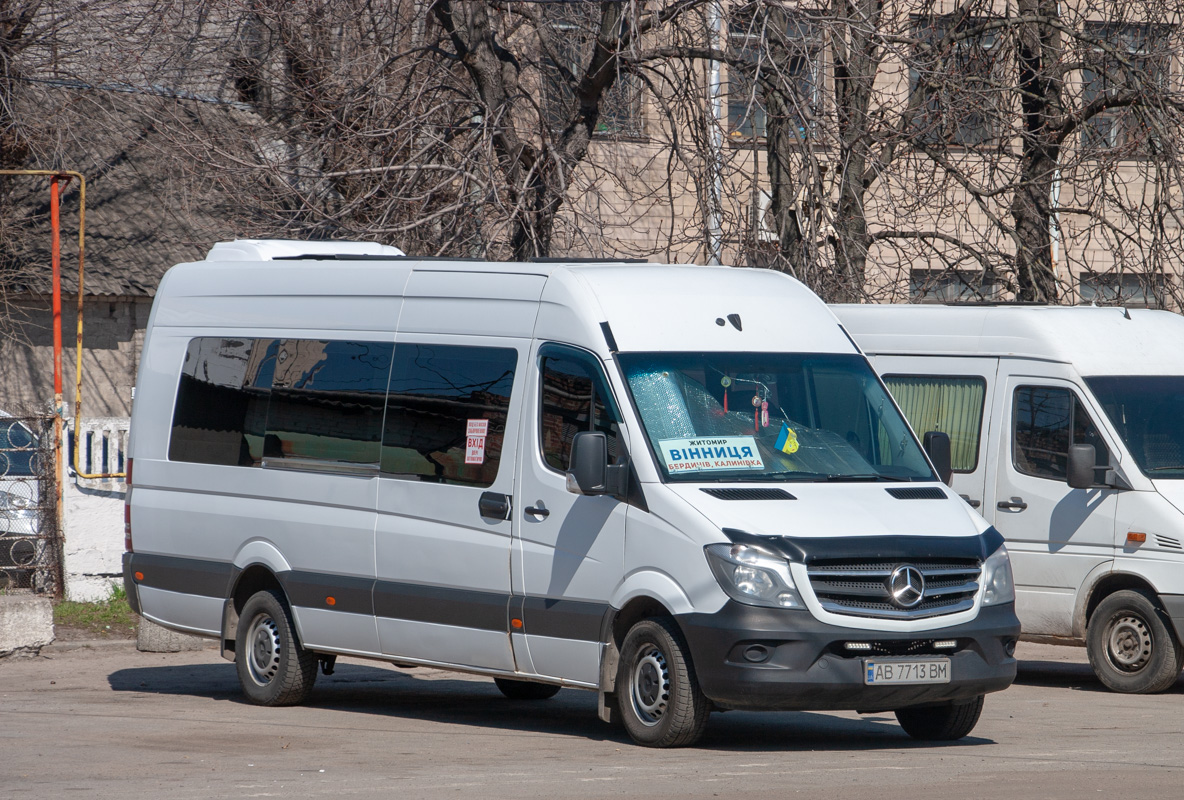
top-left (895, 695), bottom-right (984, 741)
top-left (616, 617), bottom-right (710, 748)
top-left (235, 589), bottom-right (318, 706)
top-left (1086, 589), bottom-right (1183, 694)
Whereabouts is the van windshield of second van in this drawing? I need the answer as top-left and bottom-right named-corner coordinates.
top-left (1086, 375), bottom-right (1184, 478)
top-left (619, 352), bottom-right (934, 482)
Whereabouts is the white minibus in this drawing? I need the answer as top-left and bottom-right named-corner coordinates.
top-left (124, 241), bottom-right (1019, 746)
top-left (836, 303), bottom-right (1184, 693)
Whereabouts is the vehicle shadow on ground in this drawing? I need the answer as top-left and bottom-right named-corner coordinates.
top-left (1016, 659), bottom-right (1184, 693)
top-left (108, 660), bottom-right (993, 751)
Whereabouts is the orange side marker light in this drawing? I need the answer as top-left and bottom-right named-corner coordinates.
top-left (511, 618), bottom-right (523, 630)
top-left (326, 596), bottom-right (336, 606)
top-left (134, 571), bottom-right (143, 581)
top-left (1127, 532), bottom-right (1147, 545)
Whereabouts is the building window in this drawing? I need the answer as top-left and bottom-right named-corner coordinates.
top-left (1013, 386), bottom-right (1108, 482)
top-left (909, 269), bottom-right (1001, 302)
top-left (1078, 272), bottom-right (1164, 308)
top-left (910, 17), bottom-right (1004, 146)
top-left (884, 375), bottom-right (986, 473)
top-left (727, 13), bottom-right (822, 139)
top-left (1081, 23), bottom-right (1170, 155)
top-left (541, 10), bottom-right (643, 137)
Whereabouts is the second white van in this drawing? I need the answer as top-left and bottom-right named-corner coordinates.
top-left (836, 303), bottom-right (1184, 693)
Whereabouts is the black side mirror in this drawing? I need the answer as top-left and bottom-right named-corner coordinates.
top-left (923, 431), bottom-right (953, 486)
top-left (1067, 443), bottom-right (1096, 490)
top-left (568, 431), bottom-right (608, 495)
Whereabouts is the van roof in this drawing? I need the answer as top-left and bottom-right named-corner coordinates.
top-left (833, 304), bottom-right (1184, 375)
top-left (151, 240), bottom-right (855, 356)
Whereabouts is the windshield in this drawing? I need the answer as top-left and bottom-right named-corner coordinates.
top-left (1085, 376), bottom-right (1184, 478)
top-left (619, 352), bottom-right (934, 483)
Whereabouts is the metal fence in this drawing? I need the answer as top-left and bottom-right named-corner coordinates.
top-left (0, 415), bottom-right (61, 595)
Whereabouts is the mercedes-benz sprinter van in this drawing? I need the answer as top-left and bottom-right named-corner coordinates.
top-left (124, 241), bottom-right (1019, 746)
top-left (835, 304), bottom-right (1184, 694)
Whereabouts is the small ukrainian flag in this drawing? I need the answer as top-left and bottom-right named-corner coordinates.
top-left (774, 422), bottom-right (800, 454)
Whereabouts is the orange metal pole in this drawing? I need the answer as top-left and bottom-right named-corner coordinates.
top-left (50, 177), bottom-right (63, 397)
top-left (50, 176), bottom-right (66, 556)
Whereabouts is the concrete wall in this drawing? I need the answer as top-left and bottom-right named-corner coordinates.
top-left (62, 419), bottom-right (129, 602)
top-left (0, 296), bottom-right (150, 418)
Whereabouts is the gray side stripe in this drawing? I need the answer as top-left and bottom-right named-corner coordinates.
top-left (131, 553), bottom-right (608, 640)
top-left (373, 580), bottom-right (508, 632)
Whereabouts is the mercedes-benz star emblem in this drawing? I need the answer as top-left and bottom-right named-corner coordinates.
top-left (888, 565), bottom-right (925, 609)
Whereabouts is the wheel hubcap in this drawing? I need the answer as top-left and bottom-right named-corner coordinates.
top-left (629, 646), bottom-right (670, 727)
top-left (246, 613), bottom-right (282, 687)
top-left (1107, 614), bottom-right (1152, 672)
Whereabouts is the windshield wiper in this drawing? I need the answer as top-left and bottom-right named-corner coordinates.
top-left (1146, 466), bottom-right (1184, 472)
top-left (824, 473), bottom-right (911, 483)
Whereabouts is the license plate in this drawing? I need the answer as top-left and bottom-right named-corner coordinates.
top-left (863, 658), bottom-right (951, 685)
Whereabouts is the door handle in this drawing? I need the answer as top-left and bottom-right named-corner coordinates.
top-left (478, 492), bottom-right (511, 521)
top-left (525, 505), bottom-right (550, 518)
top-left (959, 494), bottom-right (982, 509)
top-left (997, 499), bottom-right (1028, 511)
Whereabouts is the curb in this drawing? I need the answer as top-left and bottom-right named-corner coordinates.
top-left (41, 638), bottom-right (138, 654)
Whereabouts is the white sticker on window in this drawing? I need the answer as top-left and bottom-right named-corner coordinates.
top-left (465, 435), bottom-right (487, 465)
top-left (466, 419), bottom-right (490, 437)
top-left (658, 437), bottom-right (764, 473)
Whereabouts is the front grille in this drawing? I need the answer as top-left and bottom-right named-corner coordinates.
top-left (806, 557), bottom-right (981, 620)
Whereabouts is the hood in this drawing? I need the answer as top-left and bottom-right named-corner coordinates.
top-left (664, 481), bottom-right (988, 541)
top-left (1152, 480), bottom-right (1184, 517)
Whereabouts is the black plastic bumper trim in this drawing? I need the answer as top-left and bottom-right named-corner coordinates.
top-left (125, 552), bottom-right (235, 599)
top-left (676, 600), bottom-right (1020, 712)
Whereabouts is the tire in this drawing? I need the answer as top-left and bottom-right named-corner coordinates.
top-left (615, 617), bottom-right (710, 748)
top-left (493, 678), bottom-right (561, 700)
top-left (235, 589), bottom-right (318, 706)
top-left (1086, 589), bottom-right (1183, 694)
top-left (895, 695), bottom-right (984, 741)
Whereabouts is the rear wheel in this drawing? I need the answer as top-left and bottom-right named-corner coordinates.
top-left (895, 695), bottom-right (984, 741)
top-left (493, 678), bottom-right (561, 700)
top-left (235, 589), bottom-right (317, 706)
top-left (616, 617), bottom-right (710, 748)
top-left (1086, 589), bottom-right (1183, 694)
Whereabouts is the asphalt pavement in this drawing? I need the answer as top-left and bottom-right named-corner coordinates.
top-left (1, 640), bottom-right (1180, 799)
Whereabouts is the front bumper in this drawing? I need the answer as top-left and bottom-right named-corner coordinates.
top-left (677, 601), bottom-right (1019, 712)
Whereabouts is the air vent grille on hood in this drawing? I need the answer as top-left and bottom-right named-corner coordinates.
top-left (700, 488), bottom-right (797, 501)
top-left (886, 487), bottom-right (948, 500)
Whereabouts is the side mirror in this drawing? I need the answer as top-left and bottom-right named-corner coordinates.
top-left (923, 431), bottom-right (953, 486)
top-left (567, 431), bottom-right (608, 495)
top-left (1067, 443), bottom-right (1096, 490)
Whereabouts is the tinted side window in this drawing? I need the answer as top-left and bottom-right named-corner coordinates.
top-left (381, 344), bottom-right (517, 487)
top-left (1014, 386), bottom-right (1108, 481)
top-left (264, 340), bottom-right (393, 468)
top-left (884, 375), bottom-right (986, 472)
top-left (170, 337), bottom-right (277, 466)
top-left (540, 348), bottom-right (620, 472)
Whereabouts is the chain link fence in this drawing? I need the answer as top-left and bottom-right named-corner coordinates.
top-left (0, 415), bottom-right (61, 595)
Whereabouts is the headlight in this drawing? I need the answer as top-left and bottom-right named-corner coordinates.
top-left (705, 543), bottom-right (802, 608)
top-left (981, 545), bottom-right (1015, 606)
